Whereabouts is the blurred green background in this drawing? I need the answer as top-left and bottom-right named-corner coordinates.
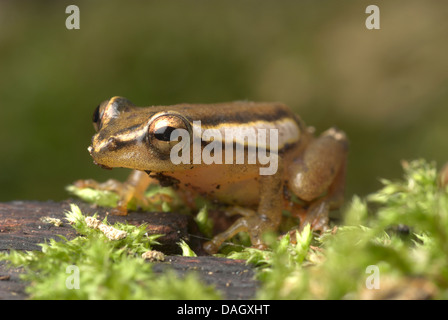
top-left (0, 0), bottom-right (447, 203)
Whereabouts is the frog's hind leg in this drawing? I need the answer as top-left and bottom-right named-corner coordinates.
top-left (298, 157), bottom-right (347, 231)
top-left (74, 170), bottom-right (153, 215)
top-left (202, 207), bottom-right (256, 253)
top-left (287, 127), bottom-right (348, 231)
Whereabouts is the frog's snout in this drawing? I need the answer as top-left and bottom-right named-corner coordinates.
top-left (87, 145), bottom-right (113, 170)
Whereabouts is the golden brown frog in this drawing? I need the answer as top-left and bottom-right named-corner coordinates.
top-left (77, 97), bottom-right (348, 253)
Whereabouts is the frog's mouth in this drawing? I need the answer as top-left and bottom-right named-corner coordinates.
top-left (88, 145), bottom-right (113, 170)
top-left (93, 160), bottom-right (113, 170)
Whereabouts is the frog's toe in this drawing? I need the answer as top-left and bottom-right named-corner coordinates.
top-left (202, 215), bottom-right (277, 254)
top-left (73, 179), bottom-right (97, 189)
top-left (110, 206), bottom-right (129, 216)
top-left (300, 200), bottom-right (330, 232)
top-left (203, 240), bottom-right (220, 254)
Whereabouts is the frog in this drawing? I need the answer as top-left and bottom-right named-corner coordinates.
top-left (76, 96), bottom-right (348, 253)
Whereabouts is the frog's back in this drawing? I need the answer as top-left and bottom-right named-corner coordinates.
top-left (160, 101), bottom-right (300, 126)
top-left (143, 101), bottom-right (309, 153)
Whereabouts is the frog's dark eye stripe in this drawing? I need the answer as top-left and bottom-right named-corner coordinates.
top-left (154, 126), bottom-right (176, 141)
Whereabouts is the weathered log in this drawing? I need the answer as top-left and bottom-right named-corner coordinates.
top-left (0, 200), bottom-right (258, 299)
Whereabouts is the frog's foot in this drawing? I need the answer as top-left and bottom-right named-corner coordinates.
top-left (74, 170), bottom-right (152, 215)
top-left (299, 199), bottom-right (330, 232)
top-left (74, 178), bottom-right (124, 193)
top-left (203, 207), bottom-right (274, 254)
top-left (74, 178), bottom-right (141, 215)
top-left (281, 199), bottom-right (330, 245)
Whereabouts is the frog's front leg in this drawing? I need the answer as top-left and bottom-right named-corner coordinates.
top-left (74, 170), bottom-right (153, 215)
top-left (287, 127), bottom-right (348, 231)
top-left (203, 158), bottom-right (284, 254)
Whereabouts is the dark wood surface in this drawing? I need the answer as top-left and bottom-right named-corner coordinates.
top-left (0, 200), bottom-right (258, 300)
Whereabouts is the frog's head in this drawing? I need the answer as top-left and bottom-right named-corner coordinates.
top-left (88, 96), bottom-right (192, 172)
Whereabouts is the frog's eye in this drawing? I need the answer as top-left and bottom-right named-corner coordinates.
top-left (92, 104), bottom-right (104, 132)
top-left (109, 97), bottom-right (135, 114)
top-left (148, 114), bottom-right (190, 154)
top-left (154, 126), bottom-right (177, 141)
top-left (93, 97), bottom-right (135, 132)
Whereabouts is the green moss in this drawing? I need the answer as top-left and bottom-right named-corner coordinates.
top-left (0, 204), bottom-right (220, 300)
top-left (194, 205), bottom-right (213, 239)
top-left (178, 239), bottom-right (197, 257)
top-left (246, 159), bottom-right (448, 299)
